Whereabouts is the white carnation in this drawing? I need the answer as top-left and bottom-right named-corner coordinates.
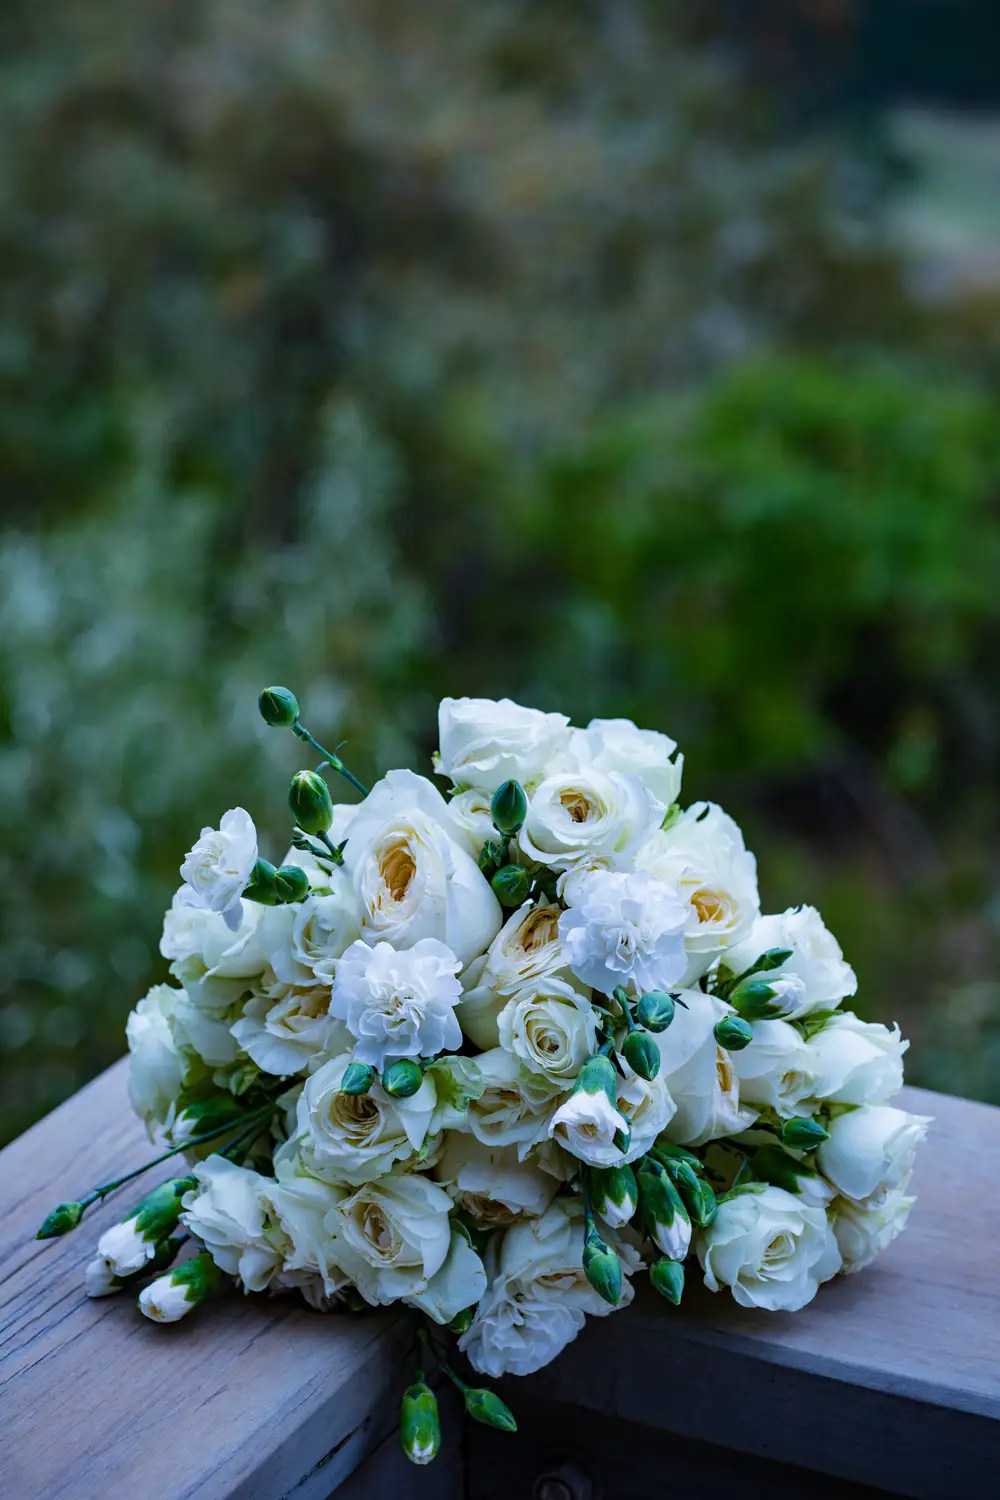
top-left (331, 938), bottom-right (463, 1069)
top-left (435, 696), bottom-right (571, 794)
top-left (179, 807), bottom-right (258, 932)
top-left (126, 984), bottom-right (185, 1130)
top-left (558, 868), bottom-right (688, 997)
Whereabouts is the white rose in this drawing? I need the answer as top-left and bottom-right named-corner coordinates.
top-left (817, 1105), bottom-right (930, 1203)
top-left (171, 994), bottom-right (242, 1070)
top-left (161, 887), bottom-right (268, 1012)
top-left (831, 1187), bottom-right (916, 1273)
top-left (558, 868), bottom-right (688, 997)
top-left (723, 906), bottom-right (857, 1017)
top-left (179, 807), bottom-right (258, 932)
top-left (549, 1066), bottom-right (674, 1169)
top-left (496, 978), bottom-right (598, 1085)
top-left (459, 1198), bottom-right (637, 1378)
top-left (465, 1047), bottom-right (563, 1159)
top-left (266, 878), bottom-right (360, 988)
top-left (656, 991), bottom-right (757, 1146)
top-left (567, 717), bottom-right (683, 808)
top-left (732, 1018), bottom-right (817, 1119)
top-left (345, 770), bottom-right (502, 967)
top-left (405, 1228), bottom-right (488, 1324)
top-left (447, 789), bottom-right (498, 859)
top-left (181, 1155), bottom-right (346, 1295)
top-left (806, 1014), bottom-right (907, 1106)
top-left (520, 769), bottom-right (664, 873)
top-left (435, 1135), bottom-right (558, 1226)
top-left (459, 902), bottom-right (568, 1051)
top-left (435, 696), bottom-right (571, 793)
top-left (698, 1184), bottom-right (842, 1311)
top-left (324, 1171), bottom-right (453, 1305)
top-left (230, 983), bottom-right (349, 1077)
top-left (331, 938), bottom-right (463, 1070)
top-left (284, 1053), bottom-right (438, 1185)
top-left (126, 984), bottom-right (185, 1129)
top-left (637, 803), bottom-right (759, 983)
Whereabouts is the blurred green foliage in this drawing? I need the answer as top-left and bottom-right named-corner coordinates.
top-left (1, 1), bottom-right (998, 1140)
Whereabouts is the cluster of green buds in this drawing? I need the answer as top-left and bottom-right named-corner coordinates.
top-left (340, 1057), bottom-right (427, 1100)
top-left (712, 947), bottom-right (798, 1049)
top-left (581, 1215), bottom-right (623, 1307)
top-left (399, 1331), bottom-right (517, 1467)
top-left (635, 1155), bottom-right (692, 1261)
top-left (243, 855), bottom-right (311, 908)
top-left (478, 779), bottom-right (534, 906)
top-left (612, 986), bottom-right (665, 1082)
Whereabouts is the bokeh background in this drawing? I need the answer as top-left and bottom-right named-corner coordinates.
top-left (2, 0), bottom-right (1000, 1143)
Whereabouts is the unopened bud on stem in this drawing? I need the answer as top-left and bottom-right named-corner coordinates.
top-left (399, 1379), bottom-right (441, 1466)
top-left (258, 686), bottom-right (300, 728)
top-left (289, 770), bottom-right (333, 835)
top-left (490, 779), bottom-right (528, 837)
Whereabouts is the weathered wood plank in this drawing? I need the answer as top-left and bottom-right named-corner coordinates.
top-left (520, 1085), bottom-right (1000, 1498)
top-left (0, 1060), bottom-right (410, 1500)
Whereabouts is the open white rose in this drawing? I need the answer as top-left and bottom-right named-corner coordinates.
top-left (435, 696), bottom-right (571, 794)
top-left (567, 717), bottom-right (684, 808)
top-left (266, 878), bottom-right (360, 988)
top-left (179, 808), bottom-right (258, 932)
top-left (832, 1187), bottom-right (916, 1273)
top-left (126, 984), bottom-right (185, 1130)
top-left (435, 1135), bottom-right (558, 1226)
top-left (162, 886), bottom-right (268, 1012)
top-left (496, 977), bottom-right (598, 1085)
top-left (732, 1019), bottom-right (817, 1119)
top-left (284, 1053), bottom-right (438, 1185)
top-left (558, 867), bottom-right (688, 997)
top-left (459, 1198), bottom-right (638, 1378)
top-left (345, 770), bottom-right (502, 966)
top-left (465, 1047), bottom-right (563, 1158)
top-left (723, 906), bottom-right (857, 1017)
top-left (446, 789), bottom-right (499, 859)
top-left (817, 1105), bottom-right (930, 1204)
top-left (656, 991), bottom-right (757, 1146)
top-left (637, 803), bottom-right (759, 984)
top-left (520, 768), bottom-right (664, 874)
top-left (805, 1014), bottom-right (907, 1107)
top-left (230, 981), bottom-right (349, 1077)
top-left (325, 1171), bottom-right (454, 1305)
top-left (459, 902), bottom-right (568, 1050)
top-left (698, 1184), bottom-right (842, 1311)
top-left (331, 937), bottom-right (463, 1069)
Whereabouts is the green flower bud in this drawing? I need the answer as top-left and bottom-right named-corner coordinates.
top-left (714, 1014), bottom-right (754, 1051)
top-left (478, 838), bottom-right (505, 876)
top-left (728, 977), bottom-right (780, 1020)
top-left (613, 1119), bottom-right (632, 1155)
top-left (258, 685), bottom-right (300, 728)
top-left (491, 863), bottom-right (532, 907)
top-left (780, 1116), bottom-right (829, 1150)
top-left (341, 1061), bottom-right (377, 1096)
top-left (172, 1095), bottom-right (247, 1143)
top-left (661, 1160), bottom-right (716, 1228)
top-left (399, 1379), bottom-right (441, 1466)
top-left (582, 1229), bottom-right (623, 1307)
top-left (37, 1200), bottom-right (86, 1239)
top-left (635, 991), bottom-right (676, 1032)
top-left (752, 1144), bottom-right (814, 1194)
top-left (622, 1029), bottom-right (660, 1081)
top-left (288, 769), bottom-right (333, 835)
top-left (132, 1177), bottom-right (198, 1243)
top-left (463, 1387), bottom-right (518, 1433)
top-left (574, 1054), bottom-right (618, 1103)
top-left (589, 1164), bottom-right (638, 1228)
top-left (637, 1164), bottom-right (691, 1259)
top-left (490, 779), bottom-right (528, 837)
top-left (243, 857), bottom-right (280, 906)
top-left (448, 1305), bottom-right (476, 1336)
top-left (649, 1257), bottom-right (685, 1305)
top-left (381, 1059), bottom-right (424, 1099)
top-left (273, 863), bottom-right (310, 903)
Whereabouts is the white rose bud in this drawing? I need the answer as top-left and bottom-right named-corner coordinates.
top-left (817, 1105), bottom-right (930, 1203)
top-left (806, 1013), bottom-right (908, 1107)
top-left (435, 696), bottom-right (571, 794)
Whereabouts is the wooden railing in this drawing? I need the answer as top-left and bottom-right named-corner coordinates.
top-left (1, 1063), bottom-right (998, 1498)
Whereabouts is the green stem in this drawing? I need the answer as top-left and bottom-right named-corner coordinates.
top-left (439, 1361), bottom-right (469, 1394)
top-left (292, 722), bottom-right (369, 798)
top-left (88, 1107), bottom-right (274, 1206)
top-left (612, 987), bottom-right (637, 1032)
top-left (317, 829), bottom-right (346, 866)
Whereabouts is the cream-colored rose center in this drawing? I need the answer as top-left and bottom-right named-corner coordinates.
top-left (519, 908), bottom-right (560, 953)
top-left (692, 886), bottom-right (729, 925)
top-left (357, 1201), bottom-right (402, 1261)
top-left (456, 1191), bottom-right (519, 1229)
top-left (764, 1232), bottom-right (793, 1263)
top-left (327, 1090), bottom-right (381, 1144)
top-left (560, 790), bottom-right (596, 824)
top-left (379, 838), bottom-right (416, 902)
top-left (525, 1015), bottom-right (565, 1059)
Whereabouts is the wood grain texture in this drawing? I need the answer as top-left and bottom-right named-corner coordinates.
top-left (2, 1068), bottom-right (998, 1500)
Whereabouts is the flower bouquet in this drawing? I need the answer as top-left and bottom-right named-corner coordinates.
top-left (36, 690), bottom-right (929, 1465)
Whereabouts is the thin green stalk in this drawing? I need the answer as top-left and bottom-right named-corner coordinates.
top-left (292, 722), bottom-right (369, 798)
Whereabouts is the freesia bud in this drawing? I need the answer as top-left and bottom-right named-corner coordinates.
top-left (381, 1059), bottom-right (424, 1099)
top-left (780, 1117), bottom-right (829, 1150)
top-left (491, 863), bottom-right (532, 907)
top-left (589, 1164), bottom-right (638, 1228)
top-left (582, 1227), bottom-right (622, 1306)
top-left (36, 1200), bottom-right (86, 1240)
top-left (341, 1061), bottom-right (377, 1096)
top-left (463, 1387), bottom-right (518, 1432)
top-left (490, 779), bottom-right (528, 837)
top-left (274, 863), bottom-right (310, 903)
top-left (258, 685), bottom-right (300, 727)
top-left (399, 1379), bottom-right (441, 1466)
top-left (138, 1251), bottom-right (221, 1323)
top-left (288, 770), bottom-right (333, 835)
top-left (635, 991), bottom-right (675, 1032)
top-left (649, 1257), bottom-right (685, 1305)
top-left (714, 1015), bottom-right (754, 1051)
top-left (622, 1029), bottom-right (660, 1081)
top-left (243, 857), bottom-right (280, 906)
